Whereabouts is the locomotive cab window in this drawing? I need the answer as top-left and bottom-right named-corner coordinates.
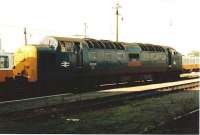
top-left (0, 56), bottom-right (9, 68)
top-left (129, 53), bottom-right (139, 61)
top-left (58, 41), bottom-right (74, 52)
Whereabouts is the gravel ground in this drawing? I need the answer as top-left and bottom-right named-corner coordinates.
top-left (0, 88), bottom-right (199, 134)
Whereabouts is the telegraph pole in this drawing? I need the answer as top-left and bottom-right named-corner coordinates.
top-left (84, 22), bottom-right (87, 38)
top-left (115, 3), bottom-right (121, 42)
top-left (24, 27), bottom-right (27, 45)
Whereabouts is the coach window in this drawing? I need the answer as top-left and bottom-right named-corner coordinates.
top-left (129, 53), bottom-right (139, 61)
top-left (0, 56), bottom-right (9, 68)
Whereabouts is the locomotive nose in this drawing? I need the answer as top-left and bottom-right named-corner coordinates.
top-left (13, 45), bottom-right (38, 82)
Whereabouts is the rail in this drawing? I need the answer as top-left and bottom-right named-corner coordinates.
top-left (0, 78), bottom-right (199, 115)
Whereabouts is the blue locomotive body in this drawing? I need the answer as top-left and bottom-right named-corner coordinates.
top-left (13, 36), bottom-right (183, 88)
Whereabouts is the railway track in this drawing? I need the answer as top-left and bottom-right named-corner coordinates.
top-left (0, 72), bottom-right (199, 102)
top-left (0, 78), bottom-right (199, 120)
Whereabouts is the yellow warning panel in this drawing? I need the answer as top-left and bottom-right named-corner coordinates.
top-left (13, 45), bottom-right (38, 82)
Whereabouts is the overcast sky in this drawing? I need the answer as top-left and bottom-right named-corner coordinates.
top-left (0, 0), bottom-right (199, 54)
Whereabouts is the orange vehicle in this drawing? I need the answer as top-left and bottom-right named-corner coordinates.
top-left (182, 56), bottom-right (200, 72)
top-left (0, 51), bottom-right (13, 83)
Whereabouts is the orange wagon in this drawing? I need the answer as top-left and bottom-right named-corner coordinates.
top-left (182, 56), bottom-right (200, 72)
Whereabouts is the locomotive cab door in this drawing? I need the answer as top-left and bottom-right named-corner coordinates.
top-left (167, 48), bottom-right (172, 67)
top-left (74, 42), bottom-right (83, 67)
top-left (167, 48), bottom-right (177, 71)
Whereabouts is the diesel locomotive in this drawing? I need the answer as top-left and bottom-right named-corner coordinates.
top-left (11, 36), bottom-right (184, 89)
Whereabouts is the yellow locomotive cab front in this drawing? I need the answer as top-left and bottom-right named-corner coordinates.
top-left (13, 45), bottom-right (38, 82)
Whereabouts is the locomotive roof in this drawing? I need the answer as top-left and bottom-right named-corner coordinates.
top-left (49, 36), bottom-right (85, 42)
top-left (40, 36), bottom-right (177, 52)
top-left (44, 36), bottom-right (123, 43)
